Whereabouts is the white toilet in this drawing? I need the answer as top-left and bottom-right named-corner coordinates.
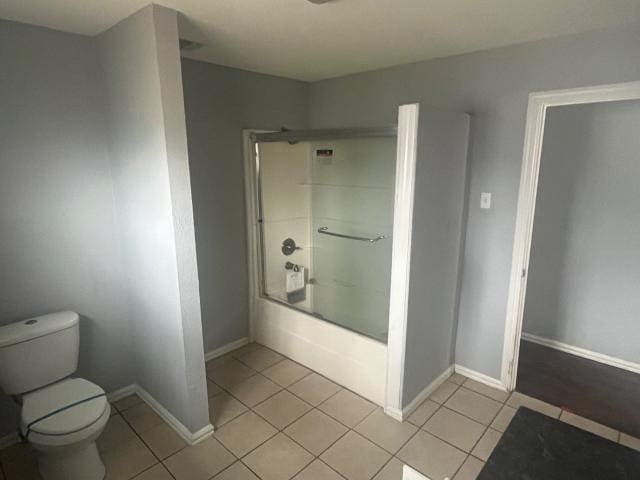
top-left (0, 311), bottom-right (110, 480)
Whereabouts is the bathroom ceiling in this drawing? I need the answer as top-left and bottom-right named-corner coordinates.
top-left (2, 0), bottom-right (639, 81)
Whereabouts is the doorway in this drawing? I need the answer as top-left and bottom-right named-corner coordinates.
top-left (502, 82), bottom-right (640, 438)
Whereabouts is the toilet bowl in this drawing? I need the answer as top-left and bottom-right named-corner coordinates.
top-left (0, 312), bottom-right (111, 480)
top-left (22, 378), bottom-right (110, 480)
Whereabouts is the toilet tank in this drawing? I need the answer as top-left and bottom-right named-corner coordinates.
top-left (0, 311), bottom-right (79, 395)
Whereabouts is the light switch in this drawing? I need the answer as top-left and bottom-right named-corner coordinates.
top-left (480, 192), bottom-right (492, 209)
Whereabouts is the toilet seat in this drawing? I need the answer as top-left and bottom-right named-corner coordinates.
top-left (21, 378), bottom-right (109, 446)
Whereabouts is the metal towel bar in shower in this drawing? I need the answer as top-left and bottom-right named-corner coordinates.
top-left (317, 226), bottom-right (389, 243)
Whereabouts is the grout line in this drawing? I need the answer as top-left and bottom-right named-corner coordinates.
top-left (205, 343), bottom-right (514, 480)
top-left (114, 412), bottom-right (180, 480)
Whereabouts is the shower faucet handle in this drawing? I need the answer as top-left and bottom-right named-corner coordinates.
top-left (281, 238), bottom-right (301, 256)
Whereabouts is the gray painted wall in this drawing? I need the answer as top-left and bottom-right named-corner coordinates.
top-left (98, 5), bottom-right (209, 432)
top-left (523, 100), bottom-right (640, 364)
top-left (309, 23), bottom-right (640, 380)
top-left (181, 59), bottom-right (308, 353)
top-left (403, 110), bottom-right (470, 405)
top-left (0, 20), bottom-right (132, 437)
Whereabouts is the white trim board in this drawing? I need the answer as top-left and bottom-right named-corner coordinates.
top-left (522, 333), bottom-right (640, 375)
top-left (385, 365), bottom-right (453, 422)
top-left (501, 81), bottom-right (640, 391)
top-left (396, 366), bottom-right (453, 421)
top-left (454, 364), bottom-right (507, 391)
top-left (115, 384), bottom-right (214, 445)
top-left (134, 385), bottom-right (214, 445)
top-left (107, 384), bottom-right (137, 403)
top-left (385, 103), bottom-right (420, 415)
top-left (204, 337), bottom-right (249, 362)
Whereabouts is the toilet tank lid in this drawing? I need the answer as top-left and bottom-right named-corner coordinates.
top-left (0, 311), bottom-right (79, 348)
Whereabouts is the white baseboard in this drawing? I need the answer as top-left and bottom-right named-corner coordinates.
top-left (107, 384), bottom-right (137, 403)
top-left (522, 333), bottom-right (640, 375)
top-left (0, 431), bottom-right (20, 449)
top-left (454, 364), bottom-right (507, 392)
top-left (204, 337), bottom-right (249, 362)
top-left (386, 365), bottom-right (454, 421)
top-left (134, 385), bottom-right (214, 445)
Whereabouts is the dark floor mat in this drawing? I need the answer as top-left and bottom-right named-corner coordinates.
top-left (478, 407), bottom-right (640, 479)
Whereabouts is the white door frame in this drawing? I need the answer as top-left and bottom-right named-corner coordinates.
top-left (385, 103), bottom-right (420, 418)
top-left (501, 81), bottom-right (640, 390)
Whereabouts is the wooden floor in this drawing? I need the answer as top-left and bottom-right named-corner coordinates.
top-left (516, 340), bottom-right (640, 438)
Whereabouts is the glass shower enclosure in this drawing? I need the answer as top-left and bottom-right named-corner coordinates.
top-left (252, 128), bottom-right (397, 343)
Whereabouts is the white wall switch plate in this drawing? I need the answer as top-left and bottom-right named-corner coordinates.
top-left (480, 192), bottom-right (492, 209)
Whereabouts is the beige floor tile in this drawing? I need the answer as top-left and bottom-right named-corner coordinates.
top-left (284, 409), bottom-right (348, 456)
top-left (321, 431), bottom-right (390, 480)
top-left (208, 358), bottom-right (256, 388)
top-left (209, 392), bottom-right (249, 428)
top-left (121, 402), bottom-right (164, 433)
top-left (244, 433), bottom-right (314, 480)
top-left (139, 422), bottom-right (187, 459)
top-left (1, 444), bottom-right (41, 480)
top-left (397, 431), bottom-right (466, 480)
top-left (164, 437), bottom-right (235, 480)
top-left (2, 460), bottom-right (42, 480)
top-left (449, 373), bottom-right (467, 385)
top-left (462, 379), bottom-right (509, 403)
top-left (559, 411), bottom-right (618, 441)
top-left (230, 342), bottom-right (264, 358)
top-left (453, 455), bottom-right (484, 480)
top-left (0, 442), bottom-right (37, 464)
top-left (229, 375), bottom-right (281, 407)
top-left (262, 359), bottom-right (311, 387)
top-left (97, 414), bottom-right (137, 453)
top-left (620, 433), bottom-right (640, 451)
top-left (207, 379), bottom-right (222, 397)
top-left (132, 464), bottom-right (174, 480)
top-left (288, 373), bottom-right (342, 406)
top-left (215, 411), bottom-right (278, 457)
top-left (490, 405), bottom-right (517, 432)
top-left (372, 457), bottom-right (404, 480)
top-left (293, 459), bottom-right (345, 480)
top-left (354, 408), bottom-right (417, 453)
top-left (471, 428), bottom-right (502, 462)
top-left (254, 390), bottom-right (312, 429)
top-left (212, 461), bottom-right (259, 479)
top-left (429, 381), bottom-right (459, 404)
top-left (423, 407), bottom-right (486, 452)
top-left (102, 437), bottom-right (157, 480)
top-left (506, 392), bottom-right (561, 418)
top-left (406, 399), bottom-right (440, 427)
top-left (445, 388), bottom-right (502, 425)
top-left (237, 348), bottom-right (284, 371)
top-left (206, 353), bottom-right (237, 373)
top-left (319, 389), bottom-right (377, 428)
top-left (113, 394), bottom-right (143, 412)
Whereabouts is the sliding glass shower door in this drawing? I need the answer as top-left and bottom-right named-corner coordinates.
top-left (255, 129), bottom-right (396, 342)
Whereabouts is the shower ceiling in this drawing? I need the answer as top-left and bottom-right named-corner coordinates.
top-left (1, 0), bottom-right (639, 81)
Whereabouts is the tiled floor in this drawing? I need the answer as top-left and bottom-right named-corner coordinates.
top-left (1, 342), bottom-right (639, 480)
